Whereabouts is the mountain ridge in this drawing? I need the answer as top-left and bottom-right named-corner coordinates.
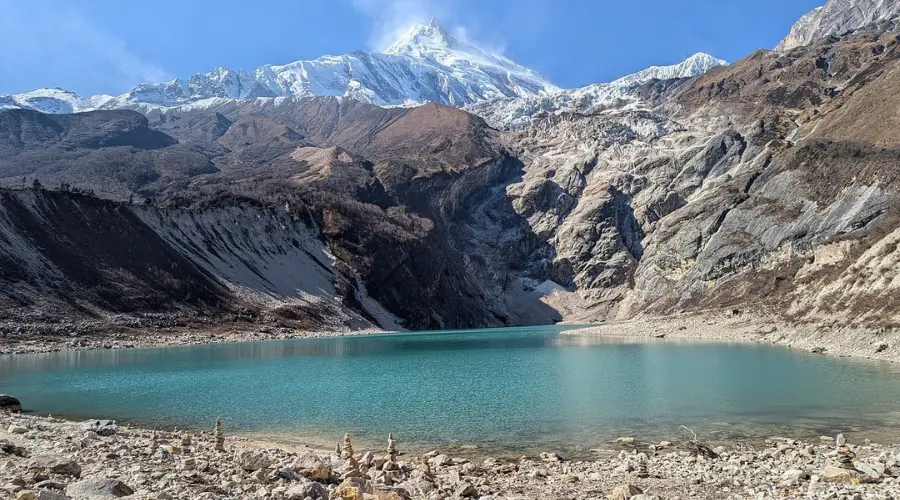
top-left (0, 20), bottom-right (724, 121)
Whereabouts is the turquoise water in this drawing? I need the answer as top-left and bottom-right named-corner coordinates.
top-left (3, 325), bottom-right (900, 455)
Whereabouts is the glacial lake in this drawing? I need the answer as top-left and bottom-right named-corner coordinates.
top-left (3, 325), bottom-right (900, 456)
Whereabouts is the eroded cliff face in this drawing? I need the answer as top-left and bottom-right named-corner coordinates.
top-left (502, 20), bottom-right (900, 327)
top-left (0, 189), bottom-right (393, 333)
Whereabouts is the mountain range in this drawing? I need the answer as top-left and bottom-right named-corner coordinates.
top-left (0, 19), bottom-right (724, 127)
top-left (2, 0), bottom-right (900, 337)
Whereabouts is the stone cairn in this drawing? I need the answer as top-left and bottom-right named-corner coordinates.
top-left (382, 433), bottom-right (400, 472)
top-left (637, 459), bottom-right (649, 478)
top-left (835, 433), bottom-right (856, 468)
top-left (147, 432), bottom-right (159, 455)
top-left (214, 417), bottom-right (225, 452)
top-left (341, 432), bottom-right (355, 460)
top-left (341, 433), bottom-right (363, 478)
top-left (387, 433), bottom-right (398, 461)
top-left (422, 455), bottom-right (434, 480)
top-left (180, 431), bottom-right (192, 448)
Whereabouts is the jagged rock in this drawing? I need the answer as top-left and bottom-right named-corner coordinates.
top-left (28, 456), bottom-right (81, 478)
top-left (234, 449), bottom-right (272, 472)
top-left (65, 478), bottom-right (133, 499)
top-left (79, 420), bottom-right (117, 437)
top-left (0, 395), bottom-right (22, 412)
top-left (293, 452), bottom-right (332, 481)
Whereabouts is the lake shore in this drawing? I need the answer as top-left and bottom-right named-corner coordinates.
top-left (3, 312), bottom-right (898, 366)
top-left (565, 312), bottom-right (900, 364)
top-left (1, 411), bottom-right (899, 499)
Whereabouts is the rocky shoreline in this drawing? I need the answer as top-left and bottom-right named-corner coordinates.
top-left (1, 409), bottom-right (899, 500)
top-left (0, 325), bottom-right (386, 356)
top-left (566, 313), bottom-right (900, 364)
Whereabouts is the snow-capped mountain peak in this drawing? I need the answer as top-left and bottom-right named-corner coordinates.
top-left (612, 53), bottom-right (727, 86)
top-left (385, 18), bottom-right (456, 57)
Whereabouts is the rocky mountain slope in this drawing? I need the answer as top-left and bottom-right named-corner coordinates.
top-left (777, 0), bottom-right (900, 51)
top-left (2, 1), bottom-right (900, 334)
top-left (507, 13), bottom-right (900, 327)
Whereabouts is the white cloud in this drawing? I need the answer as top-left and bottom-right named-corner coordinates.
top-left (351, 0), bottom-right (458, 51)
top-left (0, 0), bottom-right (169, 96)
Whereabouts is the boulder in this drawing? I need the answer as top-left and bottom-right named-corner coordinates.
top-left (454, 482), bottom-right (478, 498)
top-left (29, 456), bottom-right (81, 478)
top-left (853, 461), bottom-right (884, 481)
top-left (36, 490), bottom-right (71, 500)
top-left (429, 454), bottom-right (452, 466)
top-left (781, 469), bottom-right (809, 484)
top-left (65, 478), bottom-right (133, 499)
top-left (1, 440), bottom-right (29, 457)
top-left (34, 479), bottom-right (67, 490)
top-left (0, 395), bottom-right (22, 412)
top-left (337, 477), bottom-right (373, 495)
top-left (284, 479), bottom-right (328, 500)
top-left (79, 421), bottom-right (117, 437)
top-left (359, 451), bottom-right (375, 467)
top-left (820, 466), bottom-right (857, 484)
top-left (8, 425), bottom-right (28, 434)
top-left (234, 450), bottom-right (272, 472)
top-left (608, 484), bottom-right (643, 500)
top-left (293, 452), bottom-right (332, 481)
top-left (614, 437), bottom-right (635, 444)
top-left (373, 490), bottom-right (410, 500)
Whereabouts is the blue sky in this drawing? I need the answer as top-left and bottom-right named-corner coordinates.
top-left (0, 0), bottom-right (823, 96)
